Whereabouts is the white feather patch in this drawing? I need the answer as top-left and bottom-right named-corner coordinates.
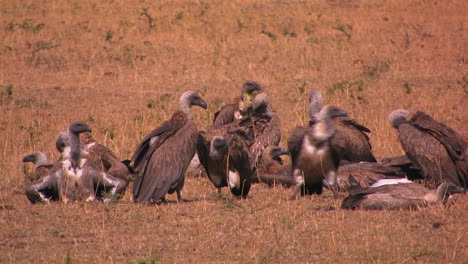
top-left (313, 122), bottom-right (329, 141)
top-left (293, 169), bottom-right (304, 185)
top-left (371, 178), bottom-right (412, 188)
top-left (324, 170), bottom-right (337, 186)
top-left (228, 170), bottom-right (240, 188)
top-left (150, 136), bottom-right (159, 146)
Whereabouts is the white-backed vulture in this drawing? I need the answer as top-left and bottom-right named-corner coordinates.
top-left (389, 110), bottom-right (467, 188)
top-left (131, 91), bottom-right (207, 204)
top-left (308, 90), bottom-right (376, 164)
top-left (197, 132), bottom-right (252, 198)
top-left (213, 81), bottom-right (263, 126)
top-left (25, 122), bottom-right (128, 203)
top-left (341, 178), bottom-right (465, 210)
top-left (22, 152), bottom-right (53, 183)
top-left (80, 132), bottom-right (132, 183)
top-left (288, 105), bottom-right (346, 199)
top-left (379, 155), bottom-right (423, 180)
top-left (255, 146), bottom-right (294, 187)
top-left (242, 93), bottom-right (281, 170)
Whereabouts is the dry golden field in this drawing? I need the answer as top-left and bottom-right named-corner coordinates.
top-left (0, 0), bottom-right (467, 263)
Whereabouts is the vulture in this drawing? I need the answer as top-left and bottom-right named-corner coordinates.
top-left (308, 90), bottom-right (376, 164)
top-left (379, 155), bottom-right (423, 180)
top-left (288, 105), bottom-right (346, 199)
top-left (389, 109), bottom-right (467, 188)
top-left (255, 146), bottom-right (294, 187)
top-left (341, 178), bottom-right (466, 210)
top-left (213, 81), bottom-right (263, 126)
top-left (331, 162), bottom-right (407, 191)
top-left (242, 93), bottom-right (281, 170)
top-left (131, 91), bottom-right (207, 204)
top-left (25, 122), bottom-right (128, 203)
top-left (22, 152), bottom-right (53, 183)
top-left (80, 132), bottom-right (132, 183)
top-left (197, 133), bottom-right (252, 198)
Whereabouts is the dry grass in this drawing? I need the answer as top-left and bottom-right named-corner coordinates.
top-left (0, 0), bottom-right (467, 263)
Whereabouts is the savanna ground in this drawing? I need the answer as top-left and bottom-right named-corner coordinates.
top-left (0, 0), bottom-right (467, 263)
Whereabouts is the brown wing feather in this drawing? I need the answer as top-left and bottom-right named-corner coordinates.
top-left (337, 163), bottom-right (406, 190)
top-left (410, 111), bottom-right (467, 187)
top-left (133, 117), bottom-right (197, 202)
top-left (249, 115), bottom-right (282, 168)
top-left (331, 117), bottom-right (376, 163)
top-left (398, 123), bottom-right (462, 187)
top-left (213, 103), bottom-right (237, 126)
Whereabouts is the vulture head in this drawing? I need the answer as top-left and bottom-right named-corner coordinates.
top-left (55, 132), bottom-right (70, 153)
top-left (251, 92), bottom-right (273, 118)
top-left (436, 182), bottom-right (466, 205)
top-left (308, 89), bottom-right (323, 123)
top-left (239, 81), bottom-right (263, 113)
top-left (210, 136), bottom-right (228, 160)
top-left (389, 109), bottom-right (410, 129)
top-left (262, 146), bottom-right (288, 165)
top-left (180, 91), bottom-right (208, 116)
top-left (68, 121), bottom-right (92, 135)
top-left (22, 152), bottom-right (48, 165)
top-left (312, 105), bottom-right (348, 141)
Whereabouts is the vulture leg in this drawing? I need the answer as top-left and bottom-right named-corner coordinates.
top-left (290, 169), bottom-right (304, 200)
top-left (176, 190), bottom-right (182, 202)
top-left (324, 171), bottom-right (339, 199)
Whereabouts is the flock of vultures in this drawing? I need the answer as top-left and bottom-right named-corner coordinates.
top-left (22, 81), bottom-right (467, 210)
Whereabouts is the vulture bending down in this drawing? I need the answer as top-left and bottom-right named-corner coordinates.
top-left (255, 146), bottom-right (294, 187)
top-left (22, 152), bottom-right (53, 183)
top-left (132, 91), bottom-right (207, 204)
top-left (25, 122), bottom-right (127, 203)
top-left (288, 105), bottom-right (346, 199)
top-left (197, 133), bottom-right (252, 198)
top-left (80, 132), bottom-right (132, 183)
top-left (213, 81), bottom-right (263, 126)
top-left (242, 93), bottom-right (281, 171)
top-left (342, 178), bottom-right (465, 210)
top-left (389, 110), bottom-right (467, 188)
top-left (308, 90), bottom-right (376, 164)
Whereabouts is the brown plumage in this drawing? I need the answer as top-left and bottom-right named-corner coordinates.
top-left (197, 125), bottom-right (253, 198)
top-left (342, 179), bottom-right (465, 210)
top-left (333, 162), bottom-right (406, 191)
top-left (256, 146), bottom-right (294, 187)
top-left (288, 105), bottom-right (345, 198)
top-left (213, 81), bottom-right (263, 126)
top-left (25, 122), bottom-right (128, 203)
top-left (308, 90), bottom-right (376, 164)
top-left (80, 132), bottom-right (132, 182)
top-left (22, 152), bottom-right (53, 183)
top-left (242, 93), bottom-right (281, 170)
top-left (389, 110), bottom-right (467, 188)
top-left (131, 91), bottom-right (207, 203)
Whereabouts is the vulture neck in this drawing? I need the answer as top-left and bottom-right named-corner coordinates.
top-left (179, 97), bottom-right (192, 119)
top-left (68, 128), bottom-right (82, 169)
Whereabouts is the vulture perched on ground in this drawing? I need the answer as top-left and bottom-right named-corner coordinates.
top-left (341, 178), bottom-right (465, 210)
top-left (213, 81), bottom-right (263, 126)
top-left (389, 109), bottom-right (467, 188)
top-left (308, 90), bottom-right (376, 164)
top-left (255, 146), bottom-right (294, 187)
top-left (25, 122), bottom-right (127, 203)
top-left (197, 132), bottom-right (252, 198)
top-left (22, 152), bottom-right (53, 183)
top-left (80, 132), bottom-right (132, 183)
top-left (288, 105), bottom-right (346, 199)
top-left (243, 93), bottom-right (281, 170)
top-left (131, 91), bottom-right (207, 204)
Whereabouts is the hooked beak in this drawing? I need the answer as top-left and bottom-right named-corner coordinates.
top-left (22, 154), bottom-right (36, 163)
